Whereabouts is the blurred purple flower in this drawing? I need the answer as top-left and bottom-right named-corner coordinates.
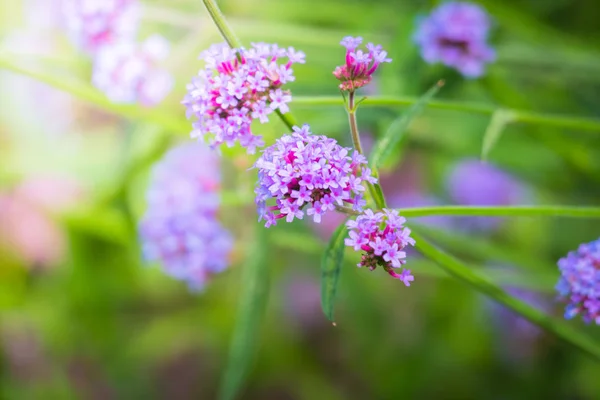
top-left (556, 238), bottom-right (600, 324)
top-left (281, 273), bottom-right (323, 329)
top-left (254, 125), bottom-right (376, 227)
top-left (92, 35), bottom-right (173, 106)
top-left (446, 159), bottom-right (527, 231)
top-left (333, 36), bottom-right (391, 92)
top-left (183, 42), bottom-right (305, 154)
top-left (413, 2), bottom-right (495, 78)
top-left (62, 0), bottom-right (139, 53)
top-left (139, 143), bottom-right (233, 290)
top-left (345, 209), bottom-right (415, 284)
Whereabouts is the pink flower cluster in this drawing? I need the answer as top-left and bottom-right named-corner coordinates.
top-left (345, 209), bottom-right (415, 285)
top-left (333, 36), bottom-right (391, 92)
top-left (183, 43), bottom-right (305, 153)
top-left (62, 0), bottom-right (172, 106)
top-left (254, 125), bottom-right (376, 227)
top-left (62, 0), bottom-right (139, 53)
top-left (92, 35), bottom-right (173, 106)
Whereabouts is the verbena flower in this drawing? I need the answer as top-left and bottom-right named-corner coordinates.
top-left (413, 2), bottom-right (495, 78)
top-left (556, 239), bottom-right (600, 325)
top-left (345, 209), bottom-right (415, 285)
top-left (333, 36), bottom-right (391, 92)
top-left (446, 159), bottom-right (526, 231)
top-left (92, 35), bottom-right (173, 106)
top-left (254, 125), bottom-right (376, 227)
top-left (182, 42), bottom-right (305, 154)
top-left (139, 143), bottom-right (233, 290)
top-left (62, 0), bottom-right (139, 53)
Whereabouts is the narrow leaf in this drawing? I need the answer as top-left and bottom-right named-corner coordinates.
top-left (412, 232), bottom-right (600, 361)
top-left (321, 221), bottom-right (348, 323)
top-left (219, 228), bottom-right (269, 400)
top-left (397, 205), bottom-right (600, 218)
top-left (369, 80), bottom-right (444, 169)
top-left (481, 109), bottom-right (516, 160)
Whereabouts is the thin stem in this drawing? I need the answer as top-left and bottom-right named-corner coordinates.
top-left (398, 205), bottom-right (600, 218)
top-left (294, 96), bottom-right (600, 132)
top-left (201, 0), bottom-right (242, 48)
top-left (347, 92), bottom-right (364, 153)
top-left (335, 205), bottom-right (360, 216)
top-left (346, 92), bottom-right (387, 209)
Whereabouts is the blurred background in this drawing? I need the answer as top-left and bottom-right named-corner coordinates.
top-left (1, 0), bottom-right (600, 398)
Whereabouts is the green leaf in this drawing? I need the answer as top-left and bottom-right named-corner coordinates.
top-left (320, 221), bottom-right (348, 324)
top-left (370, 81), bottom-right (444, 169)
top-left (398, 205), bottom-right (600, 218)
top-left (219, 227), bottom-right (269, 400)
top-left (411, 232), bottom-right (600, 361)
top-left (481, 109), bottom-right (516, 160)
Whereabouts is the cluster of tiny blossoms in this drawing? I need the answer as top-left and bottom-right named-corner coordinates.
top-left (62, 0), bottom-right (139, 53)
top-left (92, 35), bottom-right (173, 106)
top-left (254, 125), bottom-right (376, 227)
top-left (183, 43), bottom-right (305, 153)
top-left (413, 2), bottom-right (495, 78)
top-left (139, 143), bottom-right (233, 290)
top-left (345, 209), bottom-right (416, 285)
top-left (556, 239), bottom-right (600, 325)
top-left (62, 0), bottom-right (172, 106)
top-left (333, 36), bottom-right (391, 92)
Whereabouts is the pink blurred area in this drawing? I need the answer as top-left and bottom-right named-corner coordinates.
top-left (0, 176), bottom-right (86, 269)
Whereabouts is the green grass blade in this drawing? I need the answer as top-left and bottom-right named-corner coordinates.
top-left (369, 81), bottom-right (444, 169)
top-left (219, 227), bottom-right (269, 400)
top-left (293, 96), bottom-right (600, 132)
top-left (321, 221), bottom-right (348, 324)
top-left (481, 109), bottom-right (516, 160)
top-left (398, 205), bottom-right (600, 218)
top-left (0, 55), bottom-right (188, 134)
top-left (411, 232), bottom-right (600, 361)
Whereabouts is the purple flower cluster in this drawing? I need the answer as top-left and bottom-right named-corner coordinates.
top-left (345, 209), bottom-right (415, 285)
top-left (556, 239), bottom-right (600, 325)
top-left (413, 2), bottom-right (495, 78)
top-left (62, 0), bottom-right (139, 54)
top-left (92, 35), bottom-right (173, 106)
top-left (62, 0), bottom-right (173, 106)
top-left (333, 36), bottom-right (391, 92)
top-left (254, 125), bottom-right (376, 227)
top-left (139, 143), bottom-right (233, 290)
top-left (183, 43), bottom-right (305, 153)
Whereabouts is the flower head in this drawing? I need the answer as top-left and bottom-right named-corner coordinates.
top-left (413, 2), bottom-right (495, 78)
top-left (183, 42), bottom-right (305, 154)
top-left (92, 35), bottom-right (173, 106)
top-left (139, 143), bottom-right (233, 290)
top-left (254, 125), bottom-right (376, 227)
top-left (556, 239), bottom-right (600, 325)
top-left (333, 36), bottom-right (391, 92)
top-left (62, 0), bottom-right (140, 53)
top-left (345, 209), bottom-right (415, 284)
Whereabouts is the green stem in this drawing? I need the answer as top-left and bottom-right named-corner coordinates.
top-left (398, 205), bottom-right (600, 218)
top-left (346, 92), bottom-right (387, 209)
top-left (412, 231), bottom-right (600, 361)
top-left (294, 96), bottom-right (600, 132)
top-left (201, 0), bottom-right (242, 48)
